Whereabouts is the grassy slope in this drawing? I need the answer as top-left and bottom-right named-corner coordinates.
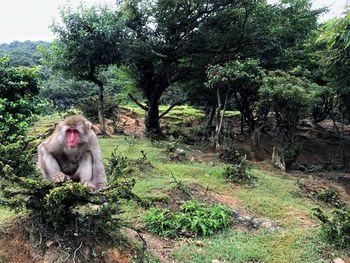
top-left (99, 135), bottom-right (346, 263)
top-left (2, 107), bottom-right (348, 263)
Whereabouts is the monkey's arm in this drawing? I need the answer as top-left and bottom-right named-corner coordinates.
top-left (92, 149), bottom-right (107, 189)
top-left (89, 134), bottom-right (107, 189)
top-left (38, 143), bottom-right (67, 183)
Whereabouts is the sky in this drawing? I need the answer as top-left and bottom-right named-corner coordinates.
top-left (0, 0), bottom-right (347, 44)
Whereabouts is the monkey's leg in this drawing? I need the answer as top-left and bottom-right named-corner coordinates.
top-left (74, 151), bottom-right (94, 188)
top-left (38, 144), bottom-right (68, 183)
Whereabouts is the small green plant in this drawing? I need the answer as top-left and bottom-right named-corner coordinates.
top-left (144, 200), bottom-right (233, 238)
top-left (222, 156), bottom-right (253, 183)
top-left (164, 137), bottom-right (183, 154)
top-left (217, 143), bottom-right (240, 163)
top-left (105, 147), bottom-right (153, 177)
top-left (314, 208), bottom-right (350, 248)
top-left (316, 188), bottom-right (344, 208)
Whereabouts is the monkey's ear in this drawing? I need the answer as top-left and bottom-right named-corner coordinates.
top-left (85, 121), bottom-right (93, 130)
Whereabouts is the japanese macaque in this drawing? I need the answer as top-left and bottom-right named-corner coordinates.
top-left (38, 115), bottom-right (107, 190)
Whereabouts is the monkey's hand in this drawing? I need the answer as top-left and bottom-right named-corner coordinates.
top-left (51, 172), bottom-right (70, 183)
top-left (83, 182), bottom-right (97, 192)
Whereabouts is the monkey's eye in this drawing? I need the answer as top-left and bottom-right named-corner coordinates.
top-left (67, 128), bottom-right (80, 135)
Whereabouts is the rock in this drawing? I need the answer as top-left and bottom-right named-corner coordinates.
top-left (333, 258), bottom-right (345, 263)
top-left (212, 260), bottom-right (221, 263)
top-left (175, 148), bottom-right (186, 155)
top-left (250, 217), bottom-right (262, 229)
top-left (195, 241), bottom-right (204, 247)
top-left (271, 147), bottom-right (286, 172)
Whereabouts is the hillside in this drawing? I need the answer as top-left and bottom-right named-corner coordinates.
top-left (1, 108), bottom-right (349, 263)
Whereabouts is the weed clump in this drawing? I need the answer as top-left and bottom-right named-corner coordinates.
top-left (144, 200), bottom-right (233, 238)
top-left (314, 208), bottom-right (350, 248)
top-left (164, 138), bottom-right (187, 162)
top-left (316, 189), bottom-right (344, 208)
top-left (297, 180), bottom-right (344, 208)
top-left (222, 156), bottom-right (253, 183)
top-left (217, 143), bottom-right (240, 163)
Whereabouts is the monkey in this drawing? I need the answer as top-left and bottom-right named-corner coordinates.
top-left (38, 115), bottom-right (107, 190)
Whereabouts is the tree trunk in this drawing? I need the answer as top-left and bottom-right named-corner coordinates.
top-left (206, 106), bottom-right (215, 128)
top-left (331, 112), bottom-right (346, 169)
top-left (145, 98), bottom-right (161, 136)
top-left (215, 89), bottom-right (229, 150)
top-left (97, 84), bottom-right (106, 135)
top-left (90, 76), bottom-right (106, 135)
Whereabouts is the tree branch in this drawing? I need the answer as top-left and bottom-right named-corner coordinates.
top-left (128, 93), bottom-right (149, 111)
top-left (158, 98), bottom-right (188, 119)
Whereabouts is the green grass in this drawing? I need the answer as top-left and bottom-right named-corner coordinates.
top-left (3, 112), bottom-right (347, 262)
top-left (0, 208), bottom-right (15, 221)
top-left (28, 113), bottom-right (62, 137)
top-left (96, 134), bottom-right (348, 262)
top-left (172, 228), bottom-right (330, 263)
top-left (121, 104), bottom-right (240, 120)
top-left (234, 169), bottom-right (318, 226)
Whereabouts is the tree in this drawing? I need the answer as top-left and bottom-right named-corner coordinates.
top-left (123, 0), bottom-right (275, 136)
top-left (0, 40), bottom-right (49, 68)
top-left (45, 5), bottom-right (127, 134)
top-left (259, 70), bottom-right (314, 169)
top-left (207, 59), bottom-right (265, 138)
top-left (315, 12), bottom-right (350, 168)
top-left (39, 76), bottom-right (98, 109)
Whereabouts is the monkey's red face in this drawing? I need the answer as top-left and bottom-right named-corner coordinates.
top-left (66, 128), bottom-right (80, 148)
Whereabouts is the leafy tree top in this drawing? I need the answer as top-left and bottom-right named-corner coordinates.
top-left (44, 5), bottom-right (128, 81)
top-left (206, 59), bottom-right (265, 90)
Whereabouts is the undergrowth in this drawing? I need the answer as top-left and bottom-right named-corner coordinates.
top-left (314, 208), bottom-right (350, 248)
top-left (222, 156), bottom-right (253, 183)
top-left (144, 200), bottom-right (233, 238)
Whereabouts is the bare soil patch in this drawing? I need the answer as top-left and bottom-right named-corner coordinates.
top-left (0, 224), bottom-right (39, 263)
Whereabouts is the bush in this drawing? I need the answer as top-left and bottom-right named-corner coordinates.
top-left (222, 156), bottom-right (253, 183)
top-left (75, 95), bottom-right (119, 120)
top-left (144, 200), bottom-right (233, 238)
top-left (314, 208), bottom-right (350, 248)
top-left (217, 143), bottom-right (240, 163)
top-left (0, 57), bottom-right (41, 143)
top-left (316, 189), bottom-right (344, 208)
top-left (105, 147), bottom-right (153, 177)
top-left (0, 60), bottom-right (140, 260)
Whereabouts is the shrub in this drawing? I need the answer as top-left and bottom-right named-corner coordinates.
top-left (316, 189), bottom-right (344, 208)
top-left (144, 200), bottom-right (233, 238)
top-left (105, 147), bottom-right (153, 177)
top-left (222, 156), bottom-right (252, 183)
top-left (314, 208), bottom-right (350, 248)
top-left (75, 95), bottom-right (119, 120)
top-left (163, 138), bottom-right (187, 162)
top-left (217, 143), bottom-right (240, 163)
top-left (0, 57), bottom-right (41, 143)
